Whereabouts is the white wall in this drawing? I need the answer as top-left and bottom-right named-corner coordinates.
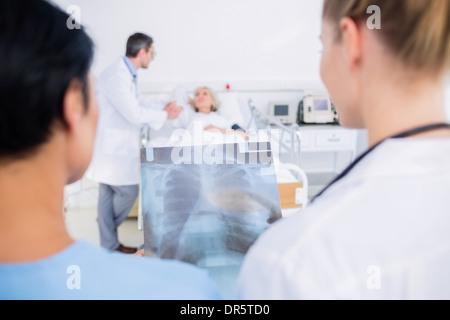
top-left (51, 0), bottom-right (324, 93)
top-left (52, 0), bottom-right (450, 109)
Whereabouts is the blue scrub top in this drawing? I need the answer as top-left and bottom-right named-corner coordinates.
top-left (0, 241), bottom-right (222, 300)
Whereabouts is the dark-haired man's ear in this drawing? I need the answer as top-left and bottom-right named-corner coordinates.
top-left (62, 79), bottom-right (86, 134)
top-left (340, 17), bottom-right (363, 71)
top-left (137, 47), bottom-right (147, 58)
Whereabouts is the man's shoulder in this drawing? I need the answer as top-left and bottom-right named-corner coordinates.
top-left (0, 241), bottom-right (221, 300)
top-left (98, 58), bottom-right (128, 81)
top-left (75, 242), bottom-right (221, 299)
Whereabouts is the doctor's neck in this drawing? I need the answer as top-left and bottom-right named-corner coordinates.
top-left (126, 55), bottom-right (143, 70)
top-left (360, 68), bottom-right (448, 147)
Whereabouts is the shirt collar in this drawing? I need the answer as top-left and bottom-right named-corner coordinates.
top-left (123, 56), bottom-right (137, 79)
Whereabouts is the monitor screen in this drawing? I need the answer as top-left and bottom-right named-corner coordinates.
top-left (314, 99), bottom-right (329, 111)
top-left (274, 105), bottom-right (289, 116)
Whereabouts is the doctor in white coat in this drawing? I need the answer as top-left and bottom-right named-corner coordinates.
top-left (238, 0), bottom-right (450, 299)
top-left (87, 33), bottom-right (182, 253)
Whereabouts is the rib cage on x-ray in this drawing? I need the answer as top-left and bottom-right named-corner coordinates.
top-left (141, 144), bottom-right (281, 268)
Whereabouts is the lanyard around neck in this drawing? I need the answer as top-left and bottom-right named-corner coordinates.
top-left (311, 123), bottom-right (450, 202)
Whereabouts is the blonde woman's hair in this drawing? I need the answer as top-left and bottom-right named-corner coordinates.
top-left (191, 87), bottom-right (221, 113)
top-left (322, 0), bottom-right (450, 76)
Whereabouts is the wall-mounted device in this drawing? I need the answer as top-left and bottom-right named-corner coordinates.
top-left (298, 95), bottom-right (339, 125)
top-left (268, 101), bottom-right (298, 125)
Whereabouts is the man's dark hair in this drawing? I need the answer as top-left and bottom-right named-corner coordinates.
top-left (126, 33), bottom-right (153, 58)
top-left (0, 0), bottom-right (94, 159)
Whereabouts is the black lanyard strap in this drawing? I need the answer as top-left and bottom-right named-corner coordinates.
top-left (312, 123), bottom-right (450, 202)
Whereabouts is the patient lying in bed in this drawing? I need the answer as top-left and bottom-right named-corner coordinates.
top-left (171, 86), bottom-right (248, 143)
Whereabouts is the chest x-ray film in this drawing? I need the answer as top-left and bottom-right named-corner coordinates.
top-left (140, 142), bottom-right (282, 298)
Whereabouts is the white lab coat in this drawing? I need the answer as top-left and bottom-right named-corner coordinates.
top-left (238, 137), bottom-right (450, 300)
top-left (86, 58), bottom-right (167, 186)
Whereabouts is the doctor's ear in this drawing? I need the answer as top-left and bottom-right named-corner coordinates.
top-left (62, 79), bottom-right (86, 133)
top-left (339, 17), bottom-right (363, 71)
top-left (137, 47), bottom-right (148, 58)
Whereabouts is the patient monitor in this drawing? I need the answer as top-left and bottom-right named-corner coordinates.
top-left (298, 95), bottom-right (339, 125)
top-left (268, 101), bottom-right (298, 125)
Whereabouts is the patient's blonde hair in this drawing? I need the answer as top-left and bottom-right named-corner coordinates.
top-left (191, 87), bottom-right (221, 113)
top-left (322, 0), bottom-right (450, 76)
